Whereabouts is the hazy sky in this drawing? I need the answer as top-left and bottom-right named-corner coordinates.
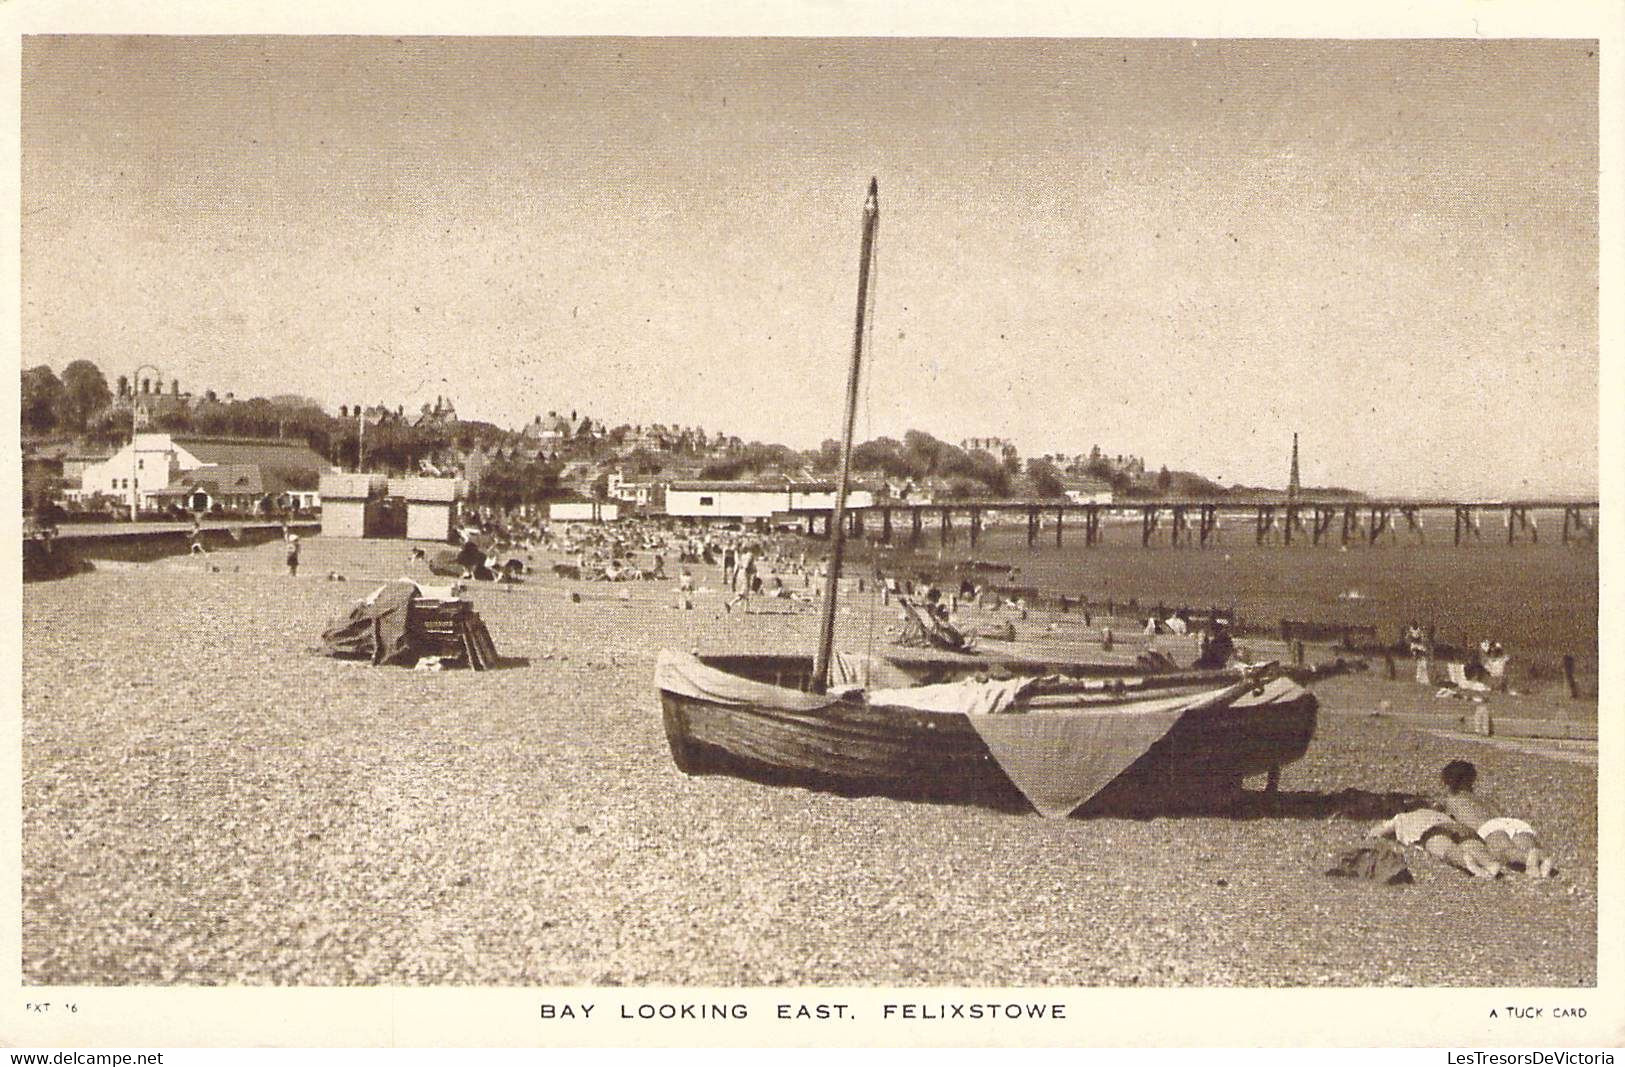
top-left (21, 37), bottom-right (1598, 497)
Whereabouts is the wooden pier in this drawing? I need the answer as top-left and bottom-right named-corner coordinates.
top-left (813, 499), bottom-right (1597, 549)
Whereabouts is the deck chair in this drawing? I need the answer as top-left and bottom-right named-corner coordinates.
top-left (894, 596), bottom-right (977, 653)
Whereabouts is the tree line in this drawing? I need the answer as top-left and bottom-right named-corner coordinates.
top-left (696, 429), bottom-right (1077, 500)
top-left (23, 359), bottom-right (1211, 507)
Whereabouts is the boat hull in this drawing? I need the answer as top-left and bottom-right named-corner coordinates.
top-left (659, 679), bottom-right (1318, 814)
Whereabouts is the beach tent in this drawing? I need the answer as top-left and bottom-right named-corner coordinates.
top-left (320, 580), bottom-right (503, 669)
top-left (321, 581), bottom-right (419, 665)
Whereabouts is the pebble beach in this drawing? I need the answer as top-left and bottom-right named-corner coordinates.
top-left (21, 536), bottom-right (1598, 987)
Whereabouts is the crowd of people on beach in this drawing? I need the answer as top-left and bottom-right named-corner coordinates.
top-left (1403, 620), bottom-right (1513, 694)
top-left (260, 508), bottom-right (1570, 885)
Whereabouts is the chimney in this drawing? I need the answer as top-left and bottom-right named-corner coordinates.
top-left (141, 378), bottom-right (150, 395)
top-left (171, 379), bottom-right (179, 396)
top-left (1288, 432), bottom-right (1301, 503)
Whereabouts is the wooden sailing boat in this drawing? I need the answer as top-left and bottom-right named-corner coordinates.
top-left (654, 179), bottom-right (1318, 816)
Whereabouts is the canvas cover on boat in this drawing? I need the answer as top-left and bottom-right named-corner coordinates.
top-left (861, 676), bottom-right (1264, 815)
top-left (828, 651), bottom-right (919, 691)
top-left (866, 677), bottom-right (1040, 716)
top-left (655, 651), bottom-right (1297, 817)
top-left (321, 580), bottom-right (419, 665)
top-left (956, 677), bottom-right (1277, 817)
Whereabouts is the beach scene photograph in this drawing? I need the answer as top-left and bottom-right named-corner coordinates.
top-left (18, 35), bottom-right (1600, 994)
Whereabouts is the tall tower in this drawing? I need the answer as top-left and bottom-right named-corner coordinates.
top-left (1288, 432), bottom-right (1301, 503)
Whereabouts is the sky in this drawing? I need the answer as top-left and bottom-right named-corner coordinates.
top-left (20, 36), bottom-right (1599, 497)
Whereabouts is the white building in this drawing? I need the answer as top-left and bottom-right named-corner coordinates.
top-left (1060, 474), bottom-right (1115, 505)
top-left (79, 433), bottom-right (334, 513)
top-left (548, 500), bottom-right (620, 522)
top-left (606, 470), bottom-right (661, 508)
top-left (664, 481), bottom-right (875, 520)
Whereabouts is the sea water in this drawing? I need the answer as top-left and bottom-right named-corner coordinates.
top-left (853, 510), bottom-right (1598, 671)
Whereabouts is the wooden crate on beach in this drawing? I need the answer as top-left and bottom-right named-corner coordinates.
top-left (411, 599), bottom-right (502, 670)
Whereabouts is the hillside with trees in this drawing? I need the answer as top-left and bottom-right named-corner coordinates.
top-left (20, 358), bottom-right (1318, 507)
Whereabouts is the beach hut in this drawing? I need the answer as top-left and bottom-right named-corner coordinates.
top-left (319, 473), bottom-right (387, 538)
top-left (392, 476), bottom-right (465, 542)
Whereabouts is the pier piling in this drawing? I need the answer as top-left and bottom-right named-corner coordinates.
top-left (1171, 505), bottom-right (1189, 547)
top-left (1368, 507), bottom-right (1390, 545)
top-left (1199, 505), bottom-right (1217, 547)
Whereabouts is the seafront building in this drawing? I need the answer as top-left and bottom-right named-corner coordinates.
top-left (76, 432), bottom-right (334, 513)
top-left (1060, 473), bottom-right (1115, 505)
top-left (664, 480), bottom-right (876, 520)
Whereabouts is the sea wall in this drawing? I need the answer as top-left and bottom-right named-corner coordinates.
top-left (23, 521), bottom-right (321, 581)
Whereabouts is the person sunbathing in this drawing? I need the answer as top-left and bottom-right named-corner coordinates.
top-left (1366, 807), bottom-right (1502, 879)
top-left (1438, 760), bottom-right (1555, 878)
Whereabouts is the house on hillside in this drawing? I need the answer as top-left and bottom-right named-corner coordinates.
top-left (115, 377), bottom-right (193, 431)
top-left (703, 433), bottom-right (743, 456)
top-left (413, 396), bottom-right (458, 428)
top-left (524, 410), bottom-right (596, 443)
top-left (607, 469), bottom-right (664, 510)
top-left (359, 403), bottom-right (405, 426)
top-left (629, 423), bottom-right (678, 452)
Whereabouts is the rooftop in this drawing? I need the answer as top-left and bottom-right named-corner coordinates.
top-left (174, 436), bottom-right (331, 474)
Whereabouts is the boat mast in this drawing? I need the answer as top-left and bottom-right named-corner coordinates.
top-left (812, 177), bottom-right (880, 694)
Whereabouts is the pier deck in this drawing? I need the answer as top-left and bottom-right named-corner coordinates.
top-left (797, 499), bottom-right (1598, 548)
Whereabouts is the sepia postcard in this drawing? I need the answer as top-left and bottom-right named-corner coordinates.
top-left (3, 0), bottom-right (1621, 1051)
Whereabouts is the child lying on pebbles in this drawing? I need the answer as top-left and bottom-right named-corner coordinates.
top-left (1366, 807), bottom-right (1503, 879)
top-left (1438, 759), bottom-right (1556, 878)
